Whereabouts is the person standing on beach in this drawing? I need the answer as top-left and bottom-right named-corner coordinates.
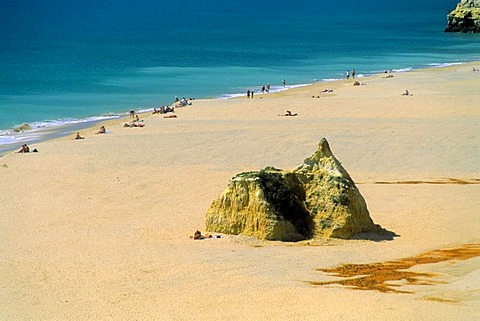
top-left (261, 85), bottom-right (265, 94)
top-left (352, 69), bottom-right (356, 79)
top-left (283, 79), bottom-right (286, 87)
top-left (346, 70), bottom-right (350, 79)
top-left (251, 90), bottom-right (254, 98)
top-left (266, 83), bottom-right (270, 93)
top-left (247, 89), bottom-right (250, 98)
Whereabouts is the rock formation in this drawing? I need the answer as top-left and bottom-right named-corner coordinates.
top-left (445, 0), bottom-right (480, 32)
top-left (13, 123), bottom-right (32, 132)
top-left (205, 138), bottom-right (382, 241)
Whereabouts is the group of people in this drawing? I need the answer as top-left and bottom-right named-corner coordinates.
top-left (174, 96), bottom-right (192, 107)
top-left (246, 79), bottom-right (288, 98)
top-left (124, 114), bottom-right (145, 127)
top-left (16, 100), bottom-right (184, 154)
top-left (153, 105), bottom-right (177, 118)
top-left (153, 106), bottom-right (175, 114)
top-left (261, 83), bottom-right (270, 94)
top-left (346, 69), bottom-right (356, 79)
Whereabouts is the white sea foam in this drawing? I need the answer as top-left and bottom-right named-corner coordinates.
top-left (219, 84), bottom-right (309, 100)
top-left (391, 67), bottom-right (413, 73)
top-left (0, 114), bottom-right (123, 155)
top-left (0, 135), bottom-right (19, 145)
top-left (220, 93), bottom-right (245, 99)
top-left (322, 78), bottom-right (341, 82)
top-left (23, 115), bottom-right (122, 131)
top-left (428, 62), bottom-right (464, 68)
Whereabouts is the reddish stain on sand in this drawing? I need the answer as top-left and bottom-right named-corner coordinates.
top-left (374, 178), bottom-right (480, 185)
top-left (309, 244), bottom-right (480, 293)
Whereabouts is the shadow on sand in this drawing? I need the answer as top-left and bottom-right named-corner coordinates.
top-left (351, 228), bottom-right (399, 242)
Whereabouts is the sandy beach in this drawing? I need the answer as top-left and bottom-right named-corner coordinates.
top-left (1, 63), bottom-right (479, 320)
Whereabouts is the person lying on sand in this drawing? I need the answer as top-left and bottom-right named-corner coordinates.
top-left (74, 132), bottom-right (84, 139)
top-left (353, 81), bottom-right (367, 86)
top-left (163, 113), bottom-right (177, 118)
top-left (17, 144), bottom-right (38, 153)
top-left (402, 90), bottom-right (412, 96)
top-left (124, 122), bottom-right (145, 128)
top-left (96, 126), bottom-right (106, 134)
top-left (191, 230), bottom-right (220, 240)
top-left (322, 89), bottom-right (334, 93)
top-left (383, 74), bottom-right (394, 78)
top-left (279, 110), bottom-right (298, 116)
top-left (193, 230), bottom-right (204, 240)
top-left (17, 144), bottom-right (30, 153)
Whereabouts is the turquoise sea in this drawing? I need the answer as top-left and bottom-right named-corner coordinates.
top-left (1, 0), bottom-right (480, 154)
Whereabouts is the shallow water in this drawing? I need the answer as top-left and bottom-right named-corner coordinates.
top-left (1, 0), bottom-right (479, 153)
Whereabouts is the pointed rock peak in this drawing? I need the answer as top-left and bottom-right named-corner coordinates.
top-left (307, 138), bottom-right (333, 162)
top-left (295, 138), bottom-right (352, 181)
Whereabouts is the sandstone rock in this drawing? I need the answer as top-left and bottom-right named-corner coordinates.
top-left (445, 0), bottom-right (480, 33)
top-left (292, 138), bottom-right (379, 238)
top-left (13, 123), bottom-right (32, 132)
top-left (205, 138), bottom-right (381, 241)
top-left (205, 168), bottom-right (313, 241)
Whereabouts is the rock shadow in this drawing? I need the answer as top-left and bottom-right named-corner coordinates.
top-left (350, 227), bottom-right (399, 242)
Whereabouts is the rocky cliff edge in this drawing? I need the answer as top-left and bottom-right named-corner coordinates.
top-left (445, 0), bottom-right (480, 32)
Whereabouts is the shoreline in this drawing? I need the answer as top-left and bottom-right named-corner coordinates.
top-left (1, 60), bottom-right (478, 158)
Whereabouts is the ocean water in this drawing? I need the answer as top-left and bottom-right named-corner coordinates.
top-left (1, 0), bottom-right (479, 154)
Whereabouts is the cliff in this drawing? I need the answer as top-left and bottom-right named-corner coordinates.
top-left (445, 0), bottom-right (480, 32)
top-left (205, 139), bottom-right (382, 241)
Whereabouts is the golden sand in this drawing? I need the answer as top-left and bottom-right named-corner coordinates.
top-left (1, 62), bottom-right (479, 320)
